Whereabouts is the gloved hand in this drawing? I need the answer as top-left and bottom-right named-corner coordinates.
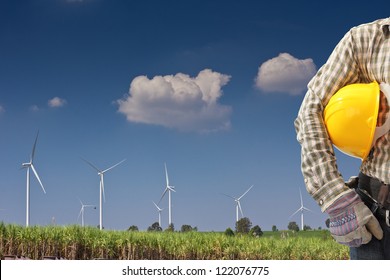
top-left (326, 190), bottom-right (383, 247)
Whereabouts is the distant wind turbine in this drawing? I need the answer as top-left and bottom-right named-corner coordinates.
top-left (159, 163), bottom-right (176, 226)
top-left (222, 185), bottom-right (254, 222)
top-left (152, 201), bottom-right (164, 227)
top-left (289, 188), bottom-right (314, 230)
top-left (82, 158), bottom-right (126, 230)
top-left (78, 198), bottom-right (96, 227)
top-left (21, 131), bottom-right (46, 227)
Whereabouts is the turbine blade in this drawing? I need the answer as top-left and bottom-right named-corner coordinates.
top-left (165, 163), bottom-right (169, 187)
top-left (152, 201), bottom-right (162, 211)
top-left (289, 208), bottom-right (301, 218)
top-left (84, 205), bottom-right (95, 208)
top-left (78, 207), bottom-right (83, 221)
top-left (101, 176), bottom-right (106, 202)
top-left (221, 193), bottom-right (236, 200)
top-left (30, 164), bottom-right (46, 194)
top-left (238, 201), bottom-right (244, 217)
top-left (158, 188), bottom-right (168, 204)
top-left (168, 186), bottom-right (176, 192)
top-left (102, 159), bottom-right (126, 173)
top-left (303, 206), bottom-right (315, 213)
top-left (81, 158), bottom-right (101, 172)
top-left (31, 130), bottom-right (39, 162)
top-left (238, 185), bottom-right (254, 200)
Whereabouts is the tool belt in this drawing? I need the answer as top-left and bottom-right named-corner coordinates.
top-left (346, 173), bottom-right (390, 227)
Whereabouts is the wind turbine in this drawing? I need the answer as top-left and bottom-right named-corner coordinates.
top-left (21, 131), bottom-right (46, 227)
top-left (82, 158), bottom-right (126, 230)
top-left (222, 185), bottom-right (254, 222)
top-left (152, 201), bottom-right (163, 227)
top-left (159, 163), bottom-right (175, 226)
top-left (289, 188), bottom-right (314, 230)
top-left (77, 198), bottom-right (96, 227)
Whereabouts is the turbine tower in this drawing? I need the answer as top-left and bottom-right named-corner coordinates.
top-left (152, 201), bottom-right (163, 227)
top-left (222, 185), bottom-right (254, 222)
top-left (83, 158), bottom-right (126, 230)
top-left (159, 163), bottom-right (175, 226)
top-left (290, 188), bottom-right (314, 230)
top-left (21, 131), bottom-right (46, 227)
top-left (78, 198), bottom-right (96, 227)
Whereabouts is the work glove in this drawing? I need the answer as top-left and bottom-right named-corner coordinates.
top-left (326, 190), bottom-right (383, 247)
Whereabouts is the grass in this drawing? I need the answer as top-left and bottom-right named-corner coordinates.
top-left (0, 223), bottom-right (349, 260)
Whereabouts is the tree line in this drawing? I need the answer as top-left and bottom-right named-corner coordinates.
top-left (127, 217), bottom-right (326, 234)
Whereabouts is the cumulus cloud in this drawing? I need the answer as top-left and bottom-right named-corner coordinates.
top-left (48, 97), bottom-right (67, 108)
top-left (255, 53), bottom-right (316, 95)
top-left (117, 69), bottom-right (232, 133)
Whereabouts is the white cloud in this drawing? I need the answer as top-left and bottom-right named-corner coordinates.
top-left (255, 53), bottom-right (316, 95)
top-left (117, 69), bottom-right (232, 133)
top-left (48, 97), bottom-right (67, 108)
top-left (0, 105), bottom-right (4, 114)
top-left (30, 105), bottom-right (39, 112)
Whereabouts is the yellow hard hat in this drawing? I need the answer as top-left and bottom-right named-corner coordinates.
top-left (324, 81), bottom-right (390, 159)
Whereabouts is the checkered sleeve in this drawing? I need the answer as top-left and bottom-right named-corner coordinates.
top-left (294, 28), bottom-right (363, 211)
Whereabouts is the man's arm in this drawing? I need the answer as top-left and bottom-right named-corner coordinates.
top-left (294, 29), bottom-right (360, 211)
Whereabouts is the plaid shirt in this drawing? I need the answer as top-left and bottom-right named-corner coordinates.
top-left (294, 18), bottom-right (390, 211)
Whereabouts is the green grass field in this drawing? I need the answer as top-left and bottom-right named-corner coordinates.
top-left (0, 223), bottom-right (349, 260)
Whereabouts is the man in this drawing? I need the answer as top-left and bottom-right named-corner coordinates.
top-left (294, 17), bottom-right (390, 259)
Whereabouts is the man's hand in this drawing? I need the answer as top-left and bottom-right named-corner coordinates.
top-left (326, 190), bottom-right (383, 247)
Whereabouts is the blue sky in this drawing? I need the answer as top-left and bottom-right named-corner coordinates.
top-left (0, 0), bottom-right (387, 231)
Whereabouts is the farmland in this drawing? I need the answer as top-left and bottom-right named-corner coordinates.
top-left (0, 223), bottom-right (349, 260)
